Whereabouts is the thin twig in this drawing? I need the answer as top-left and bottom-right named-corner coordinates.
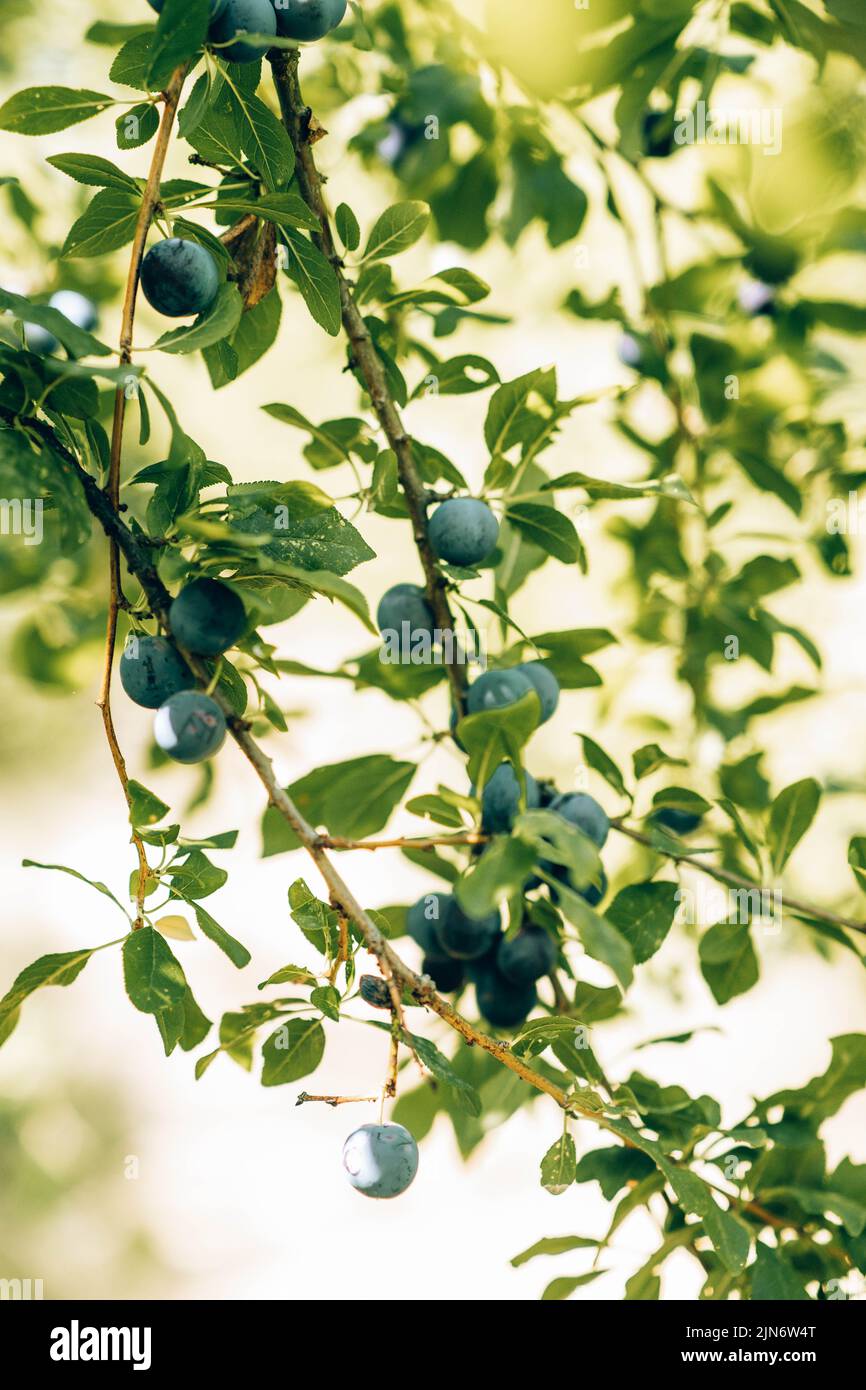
top-left (97, 64), bottom-right (188, 929)
top-left (269, 48), bottom-right (468, 717)
top-left (296, 1092), bottom-right (378, 1108)
top-left (612, 819), bottom-right (866, 937)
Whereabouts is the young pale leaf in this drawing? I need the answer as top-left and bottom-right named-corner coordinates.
top-left (261, 1018), bottom-right (325, 1086)
top-left (768, 777), bottom-right (821, 874)
top-left (362, 201), bottom-right (431, 263)
top-left (0, 87), bottom-right (115, 135)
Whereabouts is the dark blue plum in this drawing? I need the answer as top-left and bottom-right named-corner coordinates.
top-left (377, 583), bottom-right (435, 641)
top-left (119, 634), bottom-right (193, 709)
top-left (154, 691), bottom-right (227, 764)
top-left (428, 498), bottom-right (499, 568)
top-left (475, 966), bottom-right (537, 1029)
top-left (342, 1122), bottom-right (419, 1199)
top-left (435, 898), bottom-right (500, 961)
top-left (550, 792), bottom-right (610, 848)
top-left (466, 667), bottom-right (535, 717)
top-left (141, 238), bottom-right (220, 318)
top-left (422, 954), bottom-right (465, 993)
top-left (209, 0), bottom-right (276, 59)
top-left (496, 927), bottom-right (556, 985)
top-left (653, 806), bottom-right (703, 836)
top-left (169, 577), bottom-right (247, 656)
top-left (517, 661), bottom-right (559, 723)
top-left (407, 893), bottom-right (451, 957)
top-left (273, 0), bottom-right (346, 39)
top-left (359, 975), bottom-right (391, 1009)
top-left (481, 762), bottom-right (540, 834)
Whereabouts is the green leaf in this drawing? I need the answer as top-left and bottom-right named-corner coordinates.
top-left (261, 1018), bottom-right (325, 1086)
top-left (263, 756), bottom-right (416, 854)
top-left (404, 1031), bottom-right (482, 1116)
top-left (147, 0), bottom-right (209, 90)
top-left (62, 189), bottom-right (142, 259)
top-left (510, 1235), bottom-right (597, 1267)
top-left (0, 947), bottom-right (96, 1043)
top-left (456, 691), bottom-right (541, 793)
top-left (544, 470), bottom-right (695, 505)
top-left (554, 885), bottom-right (634, 990)
top-left (258, 963), bottom-right (318, 989)
top-left (632, 743), bottom-right (687, 780)
top-left (541, 1271), bottom-right (606, 1301)
top-left (848, 836), bottom-right (866, 893)
top-left (768, 778), bottom-right (821, 874)
top-left (47, 152), bottom-right (140, 193)
top-left (579, 734), bottom-right (630, 800)
top-left (193, 904), bottom-right (251, 969)
top-left (335, 202), bottom-right (360, 251)
top-left (122, 926), bottom-right (186, 1015)
top-left (211, 192), bottom-right (318, 230)
top-left (167, 849), bottom-right (228, 900)
top-left (281, 229), bottom-right (341, 336)
top-left (362, 200), bottom-right (431, 262)
top-left (151, 284), bottom-right (243, 354)
top-left (0, 287), bottom-right (110, 358)
top-left (699, 922), bottom-right (759, 1004)
top-left (750, 1242), bottom-right (810, 1300)
top-left (0, 87), bottom-right (115, 135)
top-left (288, 879), bottom-right (341, 957)
top-left (309, 984), bottom-right (340, 1022)
top-left (226, 84), bottom-right (294, 190)
top-left (606, 882), bottom-right (679, 964)
top-left (454, 836), bottom-right (538, 917)
top-left (110, 33), bottom-right (157, 91)
top-left (128, 779), bottom-right (169, 829)
top-left (540, 1132), bottom-right (577, 1194)
top-left (22, 859), bottom-right (128, 914)
top-left (506, 503), bottom-right (583, 564)
top-left (756, 1034), bottom-right (866, 1123)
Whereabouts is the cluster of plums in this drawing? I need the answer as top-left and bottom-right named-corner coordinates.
top-left (147, 0), bottom-right (346, 57)
top-left (398, 779), bottom-right (609, 1030)
top-left (120, 578), bottom-right (247, 763)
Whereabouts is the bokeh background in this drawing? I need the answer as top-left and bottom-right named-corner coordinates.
top-left (1, 0), bottom-right (865, 1300)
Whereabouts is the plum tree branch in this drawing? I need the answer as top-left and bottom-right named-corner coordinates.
top-left (99, 63), bottom-right (189, 929)
top-left (268, 47), bottom-right (468, 716)
top-left (0, 408), bottom-right (581, 1117)
top-left (611, 819), bottom-right (866, 937)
